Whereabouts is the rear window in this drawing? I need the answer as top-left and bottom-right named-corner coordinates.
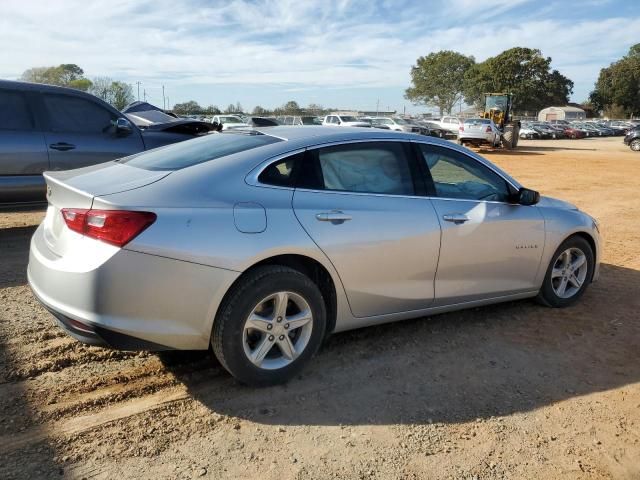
top-left (121, 132), bottom-right (282, 171)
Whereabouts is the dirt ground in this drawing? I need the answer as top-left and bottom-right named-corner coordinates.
top-left (1, 137), bottom-right (639, 479)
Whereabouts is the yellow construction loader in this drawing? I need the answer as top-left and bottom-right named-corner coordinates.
top-left (480, 93), bottom-right (520, 149)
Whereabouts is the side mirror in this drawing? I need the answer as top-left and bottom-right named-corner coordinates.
top-left (115, 117), bottom-right (133, 136)
top-left (515, 187), bottom-right (540, 206)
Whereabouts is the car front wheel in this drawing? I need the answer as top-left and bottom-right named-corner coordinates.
top-left (630, 139), bottom-right (640, 152)
top-left (212, 266), bottom-right (326, 386)
top-left (536, 236), bottom-right (594, 308)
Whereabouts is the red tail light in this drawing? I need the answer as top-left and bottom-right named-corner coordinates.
top-left (486, 126), bottom-right (492, 133)
top-left (459, 125), bottom-right (464, 132)
top-left (61, 209), bottom-right (156, 247)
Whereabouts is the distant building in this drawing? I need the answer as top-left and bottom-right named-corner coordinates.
top-left (538, 106), bottom-right (585, 122)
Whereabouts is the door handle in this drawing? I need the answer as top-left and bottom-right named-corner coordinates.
top-left (442, 213), bottom-right (470, 224)
top-left (49, 142), bottom-right (76, 151)
top-left (316, 211), bottom-right (352, 223)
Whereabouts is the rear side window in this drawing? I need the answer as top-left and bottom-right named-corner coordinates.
top-left (0, 90), bottom-right (33, 130)
top-left (258, 152), bottom-right (304, 187)
top-left (315, 142), bottom-right (414, 195)
top-left (122, 132), bottom-right (283, 171)
top-left (43, 94), bottom-right (116, 134)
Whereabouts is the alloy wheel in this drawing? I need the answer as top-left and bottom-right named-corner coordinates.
top-left (242, 291), bottom-right (313, 370)
top-left (550, 248), bottom-right (588, 299)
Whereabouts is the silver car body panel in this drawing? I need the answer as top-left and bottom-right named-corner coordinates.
top-left (28, 127), bottom-right (601, 349)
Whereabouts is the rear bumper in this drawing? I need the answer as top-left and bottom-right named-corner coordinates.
top-left (28, 223), bottom-right (240, 351)
top-left (459, 134), bottom-right (494, 144)
top-left (34, 289), bottom-right (172, 350)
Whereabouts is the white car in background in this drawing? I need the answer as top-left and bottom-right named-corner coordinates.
top-left (367, 117), bottom-right (422, 133)
top-left (435, 116), bottom-right (462, 136)
top-left (322, 115), bottom-right (370, 127)
top-left (212, 115), bottom-right (250, 130)
top-left (458, 118), bottom-right (501, 147)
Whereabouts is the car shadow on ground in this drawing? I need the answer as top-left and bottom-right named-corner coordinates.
top-left (163, 262), bottom-right (640, 427)
top-left (0, 224), bottom-right (61, 478)
top-left (0, 225), bottom-right (37, 288)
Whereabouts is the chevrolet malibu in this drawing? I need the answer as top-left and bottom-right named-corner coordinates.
top-left (28, 127), bottom-right (600, 386)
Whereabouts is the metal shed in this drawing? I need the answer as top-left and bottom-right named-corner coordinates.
top-left (538, 106), bottom-right (585, 121)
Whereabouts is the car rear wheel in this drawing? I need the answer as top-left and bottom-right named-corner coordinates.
top-left (212, 266), bottom-right (326, 386)
top-left (630, 139), bottom-right (640, 152)
top-left (536, 236), bottom-right (594, 308)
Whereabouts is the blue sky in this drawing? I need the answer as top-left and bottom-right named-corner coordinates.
top-left (1, 0), bottom-right (638, 113)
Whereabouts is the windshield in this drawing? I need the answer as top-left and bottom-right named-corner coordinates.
top-left (392, 118), bottom-right (409, 125)
top-left (301, 117), bottom-right (322, 125)
top-left (339, 116), bottom-right (358, 122)
top-left (485, 95), bottom-right (508, 112)
top-left (121, 132), bottom-right (282, 171)
top-left (221, 116), bottom-right (243, 124)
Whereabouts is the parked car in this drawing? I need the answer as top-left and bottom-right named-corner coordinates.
top-left (434, 116), bottom-right (462, 136)
top-left (211, 115), bottom-right (251, 130)
top-left (519, 125), bottom-right (540, 139)
top-left (415, 120), bottom-right (450, 138)
top-left (122, 101), bottom-right (218, 135)
top-left (28, 126), bottom-right (601, 386)
top-left (366, 117), bottom-right (423, 134)
top-left (623, 126), bottom-right (640, 151)
top-left (278, 116), bottom-right (322, 126)
top-left (458, 118), bottom-right (501, 147)
top-left (562, 126), bottom-right (587, 139)
top-left (322, 115), bottom-right (370, 127)
top-left (0, 80), bottom-right (214, 205)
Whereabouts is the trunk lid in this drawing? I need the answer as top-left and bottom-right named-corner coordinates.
top-left (42, 161), bottom-right (169, 256)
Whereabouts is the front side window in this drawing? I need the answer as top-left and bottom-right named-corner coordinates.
top-left (419, 144), bottom-right (510, 202)
top-left (315, 142), bottom-right (414, 195)
top-left (0, 90), bottom-right (33, 130)
top-left (43, 94), bottom-right (116, 134)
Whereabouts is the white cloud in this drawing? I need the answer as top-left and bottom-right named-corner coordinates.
top-left (0, 0), bottom-right (638, 106)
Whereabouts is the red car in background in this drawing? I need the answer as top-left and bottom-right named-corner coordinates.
top-left (563, 126), bottom-right (586, 139)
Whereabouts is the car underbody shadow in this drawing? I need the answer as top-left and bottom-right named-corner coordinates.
top-left (166, 263), bottom-right (640, 427)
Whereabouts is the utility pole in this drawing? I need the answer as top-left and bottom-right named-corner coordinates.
top-left (167, 97), bottom-right (170, 111)
top-left (136, 81), bottom-right (141, 101)
top-left (162, 85), bottom-right (166, 110)
top-left (143, 89), bottom-right (147, 102)
top-left (376, 98), bottom-right (379, 117)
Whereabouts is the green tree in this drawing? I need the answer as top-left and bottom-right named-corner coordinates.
top-left (67, 78), bottom-right (93, 92)
top-left (173, 100), bottom-right (203, 115)
top-left (205, 105), bottom-right (221, 115)
top-left (88, 77), bottom-right (134, 110)
top-left (20, 63), bottom-right (88, 87)
top-left (463, 47), bottom-right (573, 113)
top-left (282, 100), bottom-right (301, 114)
top-left (590, 44), bottom-right (640, 118)
top-left (405, 51), bottom-right (475, 116)
top-left (110, 81), bottom-right (134, 110)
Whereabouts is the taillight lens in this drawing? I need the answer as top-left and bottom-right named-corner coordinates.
top-left (459, 125), bottom-right (464, 131)
top-left (486, 126), bottom-right (492, 133)
top-left (61, 209), bottom-right (156, 247)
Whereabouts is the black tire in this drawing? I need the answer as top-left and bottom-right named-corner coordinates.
top-left (536, 236), bottom-right (594, 308)
top-left (630, 139), bottom-right (640, 152)
top-left (212, 266), bottom-right (326, 386)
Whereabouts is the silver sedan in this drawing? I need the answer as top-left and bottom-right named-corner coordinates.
top-left (28, 127), bottom-right (601, 386)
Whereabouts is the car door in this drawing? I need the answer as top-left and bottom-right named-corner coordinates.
top-left (41, 92), bottom-right (145, 170)
top-left (292, 141), bottom-right (441, 318)
top-left (0, 88), bottom-right (49, 202)
top-left (417, 143), bottom-right (545, 305)
top-left (0, 89), bottom-right (49, 175)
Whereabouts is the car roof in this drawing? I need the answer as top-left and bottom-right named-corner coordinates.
top-left (0, 79), bottom-right (89, 95)
top-left (246, 125), bottom-right (414, 143)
